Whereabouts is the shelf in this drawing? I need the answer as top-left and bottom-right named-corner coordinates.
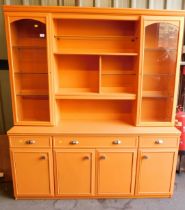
top-left (143, 73), bottom-right (175, 76)
top-left (54, 49), bottom-right (138, 56)
top-left (12, 45), bottom-right (46, 49)
top-left (55, 92), bottom-right (136, 100)
top-left (102, 70), bottom-right (136, 75)
top-left (15, 72), bottom-right (48, 75)
top-left (54, 35), bottom-right (137, 40)
top-left (145, 48), bottom-right (176, 51)
top-left (16, 89), bottom-right (48, 96)
top-left (142, 91), bottom-right (170, 98)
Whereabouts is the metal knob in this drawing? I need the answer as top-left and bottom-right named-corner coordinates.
top-left (142, 155), bottom-right (149, 160)
top-left (70, 140), bottom-right (79, 145)
top-left (155, 139), bottom-right (164, 144)
top-left (40, 155), bottom-right (46, 160)
top-left (83, 156), bottom-right (90, 160)
top-left (112, 140), bottom-right (122, 145)
top-left (26, 140), bottom-right (36, 145)
top-left (100, 155), bottom-right (106, 160)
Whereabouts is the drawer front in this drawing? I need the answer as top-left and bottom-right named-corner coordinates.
top-left (53, 136), bottom-right (138, 148)
top-left (139, 136), bottom-right (179, 148)
top-left (9, 136), bottom-right (52, 148)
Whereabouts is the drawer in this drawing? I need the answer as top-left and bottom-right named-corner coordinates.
top-left (139, 136), bottom-right (179, 148)
top-left (9, 136), bottom-right (52, 148)
top-left (53, 136), bottom-right (138, 148)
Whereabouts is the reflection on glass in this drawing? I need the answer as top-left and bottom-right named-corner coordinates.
top-left (141, 22), bottom-right (179, 122)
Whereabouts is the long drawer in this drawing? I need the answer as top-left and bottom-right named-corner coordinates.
top-left (9, 136), bottom-right (52, 148)
top-left (139, 136), bottom-right (179, 148)
top-left (53, 136), bottom-right (138, 148)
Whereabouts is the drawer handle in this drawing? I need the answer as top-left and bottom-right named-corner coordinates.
top-left (112, 140), bottom-right (122, 145)
top-left (83, 156), bottom-right (90, 160)
top-left (142, 155), bottom-right (149, 160)
top-left (25, 140), bottom-right (36, 145)
top-left (155, 139), bottom-right (164, 144)
top-left (70, 140), bottom-right (79, 145)
top-left (100, 155), bottom-right (106, 160)
top-left (40, 155), bottom-right (46, 160)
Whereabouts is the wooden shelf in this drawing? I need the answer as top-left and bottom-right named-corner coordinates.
top-left (54, 49), bottom-right (138, 56)
top-left (12, 45), bottom-right (46, 49)
top-left (145, 48), bottom-right (176, 51)
top-left (55, 93), bottom-right (136, 100)
top-left (15, 72), bottom-right (48, 75)
top-left (142, 91), bottom-right (170, 98)
top-left (54, 35), bottom-right (137, 40)
top-left (102, 70), bottom-right (136, 75)
top-left (16, 89), bottom-right (48, 96)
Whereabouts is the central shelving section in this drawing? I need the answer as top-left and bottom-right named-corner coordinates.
top-left (52, 17), bottom-right (140, 126)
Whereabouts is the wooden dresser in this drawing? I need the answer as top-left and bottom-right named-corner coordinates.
top-left (3, 5), bottom-right (183, 199)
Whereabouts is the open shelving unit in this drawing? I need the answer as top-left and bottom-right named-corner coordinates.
top-left (52, 17), bottom-right (140, 127)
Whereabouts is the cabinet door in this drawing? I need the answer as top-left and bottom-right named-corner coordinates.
top-left (54, 149), bottom-right (95, 196)
top-left (5, 15), bottom-right (52, 125)
top-left (10, 149), bottom-right (54, 197)
top-left (138, 16), bottom-right (184, 126)
top-left (97, 149), bottom-right (137, 195)
top-left (136, 149), bottom-right (178, 196)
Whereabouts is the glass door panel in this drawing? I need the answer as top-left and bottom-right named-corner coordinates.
top-left (140, 19), bottom-right (182, 125)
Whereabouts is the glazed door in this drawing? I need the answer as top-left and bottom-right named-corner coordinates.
top-left (97, 149), bottom-right (137, 195)
top-left (138, 16), bottom-right (184, 126)
top-left (54, 149), bottom-right (95, 196)
top-left (136, 149), bottom-right (177, 195)
top-left (6, 16), bottom-right (52, 125)
top-left (10, 149), bottom-right (54, 197)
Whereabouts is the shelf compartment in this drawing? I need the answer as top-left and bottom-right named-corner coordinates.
top-left (145, 22), bottom-right (179, 49)
top-left (54, 37), bottom-right (137, 54)
top-left (15, 74), bottom-right (49, 94)
top-left (142, 91), bottom-right (170, 98)
top-left (16, 95), bottom-right (50, 122)
top-left (101, 55), bottom-right (137, 75)
top-left (56, 99), bottom-right (135, 125)
top-left (101, 74), bottom-right (136, 94)
top-left (10, 19), bottom-right (46, 47)
top-left (53, 19), bottom-right (139, 54)
top-left (53, 19), bottom-right (138, 37)
top-left (142, 75), bottom-right (174, 95)
top-left (140, 98), bottom-right (172, 123)
top-left (12, 47), bottom-right (48, 74)
top-left (54, 55), bottom-right (99, 93)
top-left (143, 49), bottom-right (177, 75)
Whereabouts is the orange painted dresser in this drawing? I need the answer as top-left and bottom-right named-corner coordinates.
top-left (3, 5), bottom-right (183, 199)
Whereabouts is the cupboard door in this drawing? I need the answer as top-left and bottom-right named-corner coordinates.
top-left (139, 16), bottom-right (184, 126)
top-left (54, 149), bottom-right (95, 196)
top-left (97, 149), bottom-right (137, 195)
top-left (136, 149), bottom-right (178, 196)
top-left (10, 149), bottom-right (54, 197)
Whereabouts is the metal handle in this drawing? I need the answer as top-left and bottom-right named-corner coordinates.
top-left (40, 155), bottom-right (46, 160)
top-left (155, 139), bottom-right (164, 144)
top-left (70, 140), bottom-right (79, 145)
top-left (142, 155), bottom-right (149, 160)
top-left (112, 140), bottom-right (122, 145)
top-left (26, 140), bottom-right (36, 145)
top-left (83, 156), bottom-right (90, 160)
top-left (100, 155), bottom-right (106, 160)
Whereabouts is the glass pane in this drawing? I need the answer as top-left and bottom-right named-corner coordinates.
top-left (141, 22), bottom-right (179, 123)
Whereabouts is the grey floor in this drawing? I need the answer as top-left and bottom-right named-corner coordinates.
top-left (1, 174), bottom-right (185, 210)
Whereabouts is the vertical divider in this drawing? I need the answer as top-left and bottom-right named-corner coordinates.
top-left (99, 55), bottom-right (102, 94)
